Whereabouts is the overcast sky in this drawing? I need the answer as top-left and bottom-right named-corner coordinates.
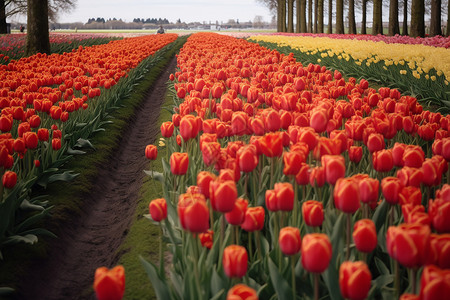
top-left (49, 0), bottom-right (274, 24)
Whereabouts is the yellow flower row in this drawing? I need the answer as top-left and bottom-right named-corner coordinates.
top-left (248, 35), bottom-right (450, 83)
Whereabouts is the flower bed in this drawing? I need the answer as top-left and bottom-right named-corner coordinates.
top-left (248, 35), bottom-right (450, 112)
top-left (137, 32), bottom-right (449, 300)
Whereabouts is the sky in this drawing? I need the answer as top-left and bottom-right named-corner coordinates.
top-left (53, 0), bottom-right (274, 24)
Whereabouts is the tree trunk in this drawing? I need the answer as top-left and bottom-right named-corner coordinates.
top-left (348, 0), bottom-right (356, 34)
top-left (389, 0), bottom-right (400, 35)
top-left (26, 0), bottom-right (50, 55)
top-left (288, 0), bottom-right (294, 32)
top-left (308, 0), bottom-right (312, 32)
top-left (314, 0), bottom-right (318, 32)
top-left (447, 0), bottom-right (450, 36)
top-left (296, 0), bottom-right (301, 32)
top-left (0, 0), bottom-right (6, 34)
top-left (318, 0), bottom-right (324, 33)
top-left (277, 0), bottom-right (282, 31)
top-left (328, 0), bottom-right (332, 33)
top-left (361, 0), bottom-right (367, 34)
top-left (402, 0), bottom-right (408, 35)
top-left (429, 0), bottom-right (442, 36)
top-left (300, 0), bottom-right (307, 32)
top-left (281, 0), bottom-right (287, 32)
top-left (411, 0), bottom-right (425, 37)
top-left (336, 0), bottom-right (344, 33)
top-left (372, 0), bottom-right (383, 35)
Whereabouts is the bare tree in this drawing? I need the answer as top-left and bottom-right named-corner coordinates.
top-left (296, 0), bottom-right (301, 32)
top-left (402, 0), bottom-right (409, 35)
top-left (300, 0), bottom-right (307, 31)
top-left (389, 0), bottom-right (400, 35)
top-left (314, 0), bottom-right (318, 32)
top-left (411, 0), bottom-right (425, 36)
top-left (308, 0), bottom-right (312, 32)
top-left (361, 0), bottom-right (367, 34)
top-left (288, 0), bottom-right (294, 32)
top-left (318, 0), bottom-right (324, 32)
top-left (328, 0), bottom-right (332, 33)
top-left (429, 0), bottom-right (442, 36)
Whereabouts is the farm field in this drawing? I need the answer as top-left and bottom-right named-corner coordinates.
top-left (0, 29), bottom-right (449, 300)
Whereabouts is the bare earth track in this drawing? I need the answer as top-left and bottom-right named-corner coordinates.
top-left (18, 56), bottom-right (177, 300)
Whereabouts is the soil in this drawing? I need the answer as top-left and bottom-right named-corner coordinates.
top-left (18, 56), bottom-right (177, 300)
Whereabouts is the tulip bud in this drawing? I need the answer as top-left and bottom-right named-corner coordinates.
top-left (209, 179), bottom-right (238, 213)
top-left (349, 146), bottom-right (363, 163)
top-left (366, 133), bottom-right (385, 153)
top-left (177, 193), bottom-right (209, 233)
top-left (279, 226), bottom-right (301, 256)
top-left (322, 155), bottom-right (346, 185)
top-left (93, 265), bottom-right (125, 300)
top-left (199, 230), bottom-right (214, 249)
top-left (2, 171), bottom-right (17, 189)
top-left (359, 177), bottom-right (379, 204)
top-left (302, 200), bottom-right (324, 227)
top-left (339, 261), bottom-right (372, 300)
top-left (274, 182), bottom-right (294, 211)
top-left (283, 151), bottom-right (305, 176)
top-left (197, 171), bottom-right (216, 199)
top-left (145, 144), bottom-right (157, 160)
top-left (372, 149), bottom-right (394, 172)
top-left (381, 177), bottom-right (403, 205)
top-left (225, 198), bottom-right (248, 226)
top-left (301, 233), bottom-right (332, 273)
top-left (352, 219), bottom-right (377, 253)
top-left (259, 132), bottom-right (283, 158)
top-left (223, 245), bottom-right (248, 278)
top-left (241, 206), bottom-right (265, 232)
top-left (160, 121), bottom-right (174, 138)
top-left (419, 265), bottom-right (450, 300)
top-left (428, 197), bottom-right (450, 233)
top-left (237, 145), bottom-right (258, 173)
top-left (149, 198), bottom-right (167, 222)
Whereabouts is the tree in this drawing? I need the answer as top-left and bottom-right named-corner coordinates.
top-left (447, 0), bottom-right (449, 36)
top-left (26, 0), bottom-right (50, 55)
top-left (328, 0), bottom-right (332, 33)
top-left (348, 0), bottom-right (356, 34)
top-left (300, 0), bottom-right (307, 32)
top-left (402, 0), bottom-right (408, 35)
top-left (287, 0), bottom-right (294, 32)
top-left (389, 0), bottom-right (400, 35)
top-left (296, 0), bottom-right (300, 32)
top-left (308, 0), bottom-right (312, 32)
top-left (314, 0), bottom-right (318, 32)
top-left (317, 0), bottom-right (324, 33)
top-left (429, 0), bottom-right (442, 36)
top-left (411, 0), bottom-right (425, 37)
top-left (361, 0), bottom-right (367, 34)
top-left (336, 0), bottom-right (344, 33)
top-left (372, 0), bottom-right (383, 34)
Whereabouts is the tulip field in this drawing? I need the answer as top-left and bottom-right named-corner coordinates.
top-left (1, 30), bottom-right (450, 300)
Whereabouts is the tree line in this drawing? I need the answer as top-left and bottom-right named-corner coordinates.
top-left (258, 0), bottom-right (449, 37)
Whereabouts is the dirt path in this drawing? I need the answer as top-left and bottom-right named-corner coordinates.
top-left (19, 56), bottom-right (177, 300)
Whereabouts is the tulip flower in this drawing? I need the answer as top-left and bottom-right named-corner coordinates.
top-left (283, 151), bottom-right (305, 176)
top-left (209, 179), bottom-right (237, 213)
top-left (372, 149), bottom-right (394, 172)
top-left (381, 177), bottom-right (403, 205)
top-left (403, 145), bottom-right (425, 168)
top-left (428, 197), bottom-right (450, 233)
top-left (339, 261), bottom-right (372, 300)
top-left (2, 171), bottom-right (17, 189)
top-left (37, 128), bottom-right (49, 141)
top-left (419, 265), bottom-right (450, 300)
top-left (196, 171), bottom-right (216, 199)
top-left (237, 145), bottom-right (258, 173)
top-left (398, 186), bottom-right (422, 206)
top-left (226, 284), bottom-right (258, 300)
top-left (366, 132), bottom-right (385, 153)
top-left (348, 146), bottom-right (363, 163)
top-left (177, 192), bottom-right (209, 234)
top-left (149, 198), bottom-right (167, 222)
top-left (279, 226), bottom-right (301, 256)
top-left (302, 200), bottom-right (324, 228)
top-left (301, 233), bottom-right (332, 273)
top-left (322, 155), bottom-right (346, 185)
top-left (334, 178), bottom-right (360, 214)
top-left (199, 230), bottom-right (214, 249)
top-left (223, 245), bottom-right (248, 278)
top-left (352, 219), bottom-right (377, 253)
top-left (93, 265), bottom-right (125, 300)
top-left (170, 152), bottom-right (189, 175)
top-left (160, 121), bottom-right (174, 138)
top-left (259, 132), bottom-right (283, 158)
top-left (397, 167), bottom-right (423, 187)
top-left (241, 206), bottom-right (265, 232)
top-left (145, 144), bottom-right (157, 160)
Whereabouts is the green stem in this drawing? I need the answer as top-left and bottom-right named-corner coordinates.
top-left (291, 256), bottom-right (296, 299)
top-left (346, 213), bottom-right (351, 261)
top-left (411, 268), bottom-right (417, 294)
top-left (314, 273), bottom-right (319, 300)
top-left (293, 179), bottom-right (298, 226)
top-left (255, 230), bottom-right (262, 261)
top-left (394, 260), bottom-right (400, 299)
top-left (248, 232), bottom-right (253, 260)
top-left (220, 214), bottom-right (225, 251)
top-left (191, 233), bottom-right (203, 300)
top-left (159, 224), bottom-right (165, 278)
top-left (270, 156), bottom-right (275, 188)
top-left (389, 204), bottom-right (395, 227)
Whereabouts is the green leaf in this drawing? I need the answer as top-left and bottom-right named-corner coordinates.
top-left (373, 274), bottom-right (394, 288)
top-left (375, 257), bottom-right (390, 275)
top-left (3, 234), bottom-right (38, 246)
top-left (140, 256), bottom-right (171, 300)
top-left (20, 199), bottom-right (45, 211)
top-left (144, 170), bottom-right (165, 183)
top-left (268, 257), bottom-right (292, 300)
top-left (74, 138), bottom-right (96, 150)
top-left (210, 267), bottom-right (228, 297)
top-left (67, 147), bottom-right (86, 155)
top-left (46, 171), bottom-right (79, 185)
top-left (0, 287), bottom-right (14, 296)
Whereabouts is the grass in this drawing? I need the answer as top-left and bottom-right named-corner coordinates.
top-left (0, 36), bottom-right (187, 299)
top-left (116, 88), bottom-right (174, 299)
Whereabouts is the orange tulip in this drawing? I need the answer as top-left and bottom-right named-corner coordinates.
top-left (93, 265), bottom-right (125, 300)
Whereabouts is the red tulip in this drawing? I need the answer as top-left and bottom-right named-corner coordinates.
top-left (52, 138), bottom-right (61, 150)
top-left (359, 177), bottom-right (379, 204)
top-left (241, 206), bottom-right (265, 232)
top-left (201, 142), bottom-right (221, 166)
top-left (283, 151), bottom-right (305, 176)
top-left (310, 108), bottom-right (328, 133)
top-left (339, 261), bottom-right (372, 300)
top-left (427, 234), bottom-right (450, 269)
top-left (279, 226), bottom-right (301, 256)
top-left (372, 149), bottom-right (394, 172)
top-left (145, 144), bottom-right (157, 160)
top-left (231, 111), bottom-right (248, 136)
top-left (352, 219), bottom-right (377, 253)
top-left (403, 145), bottom-right (425, 168)
top-left (2, 171), bottom-right (17, 189)
top-left (392, 142), bottom-right (406, 167)
top-left (322, 155), bottom-right (346, 185)
top-left (428, 197), bottom-right (450, 233)
top-left (93, 265), bottom-right (125, 300)
top-left (295, 163), bottom-right (310, 186)
top-left (160, 121), bottom-right (174, 138)
top-left (334, 178), bottom-right (360, 214)
top-left (402, 204), bottom-right (430, 226)
top-left (397, 167), bottom-right (423, 187)
top-left (179, 115), bottom-right (199, 141)
top-left (209, 179), bottom-right (238, 213)
top-left (301, 233), bottom-right (332, 273)
top-left (149, 198), bottom-right (167, 222)
top-left (309, 166), bottom-right (325, 187)
top-left (302, 200), bottom-right (324, 227)
top-left (223, 245), bottom-right (248, 278)
top-left (366, 132), bottom-right (385, 153)
top-left (177, 192), bottom-right (209, 233)
top-left (197, 171), bottom-right (216, 199)
top-left (225, 198), bottom-right (248, 226)
top-left (386, 223), bottom-right (430, 268)
top-left (37, 128), bottom-right (49, 141)
top-left (398, 186), bottom-right (422, 206)
top-left (237, 145), bottom-right (258, 173)
top-left (349, 146), bottom-right (363, 163)
top-left (170, 152), bottom-right (188, 175)
top-left (419, 265), bottom-right (450, 300)
top-left (381, 177), bottom-right (403, 205)
top-left (274, 182), bottom-right (294, 211)
top-left (422, 158), bottom-right (443, 187)
top-left (226, 284), bottom-right (258, 300)
top-left (199, 230), bottom-right (214, 249)
top-left (259, 132), bottom-right (283, 158)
